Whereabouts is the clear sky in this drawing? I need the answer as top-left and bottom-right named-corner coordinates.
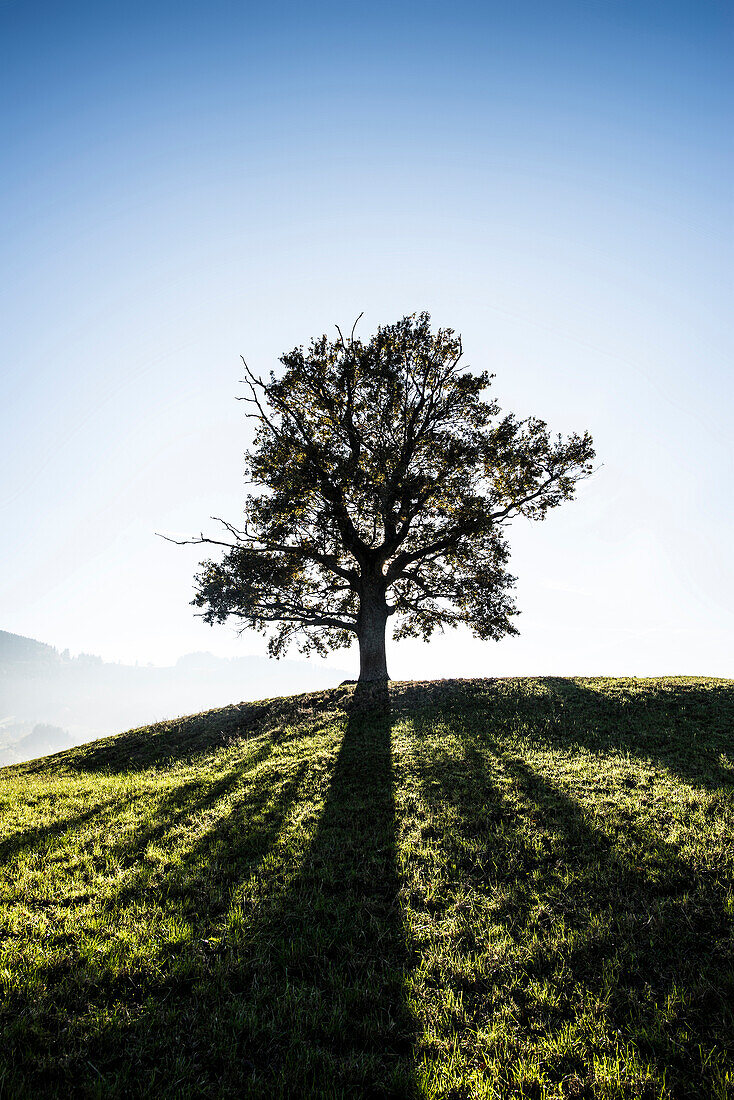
top-left (2, 0), bottom-right (732, 681)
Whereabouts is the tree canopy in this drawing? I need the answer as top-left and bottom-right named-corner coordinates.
top-left (175, 313), bottom-right (594, 682)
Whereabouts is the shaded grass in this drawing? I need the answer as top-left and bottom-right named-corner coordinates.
top-left (0, 677), bottom-right (732, 1097)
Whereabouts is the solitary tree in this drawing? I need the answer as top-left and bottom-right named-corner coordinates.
top-left (171, 314), bottom-right (594, 683)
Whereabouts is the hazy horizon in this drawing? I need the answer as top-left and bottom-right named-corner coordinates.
top-left (2, 1), bottom-right (732, 680)
top-left (0, 628), bottom-right (349, 764)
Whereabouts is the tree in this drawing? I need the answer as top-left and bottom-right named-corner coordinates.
top-left (171, 313), bottom-right (594, 684)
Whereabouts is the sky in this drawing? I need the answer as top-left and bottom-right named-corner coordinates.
top-left (1, 0), bottom-right (732, 683)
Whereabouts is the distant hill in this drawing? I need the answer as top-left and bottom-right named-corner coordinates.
top-left (0, 722), bottom-right (70, 765)
top-left (0, 677), bottom-right (732, 1097)
top-left (0, 629), bottom-right (61, 666)
top-left (0, 629), bottom-right (347, 763)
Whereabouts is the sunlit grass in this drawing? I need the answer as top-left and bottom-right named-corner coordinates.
top-left (0, 677), bottom-right (732, 1097)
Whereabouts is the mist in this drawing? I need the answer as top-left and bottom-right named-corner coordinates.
top-left (0, 630), bottom-right (347, 765)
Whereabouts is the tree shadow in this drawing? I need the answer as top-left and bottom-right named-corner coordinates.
top-left (11, 676), bottom-right (727, 1096)
top-left (398, 675), bottom-right (734, 790)
top-left (201, 687), bottom-right (416, 1096)
top-left (105, 742), bottom-right (277, 906)
top-left (0, 798), bottom-right (119, 865)
top-left (2, 691), bottom-right (417, 1098)
top-left (1, 743), bottom-right (311, 1098)
top-left (541, 677), bottom-right (734, 791)
top-left (407, 702), bottom-right (734, 1097)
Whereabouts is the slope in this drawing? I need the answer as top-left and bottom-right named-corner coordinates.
top-left (0, 677), bottom-right (732, 1099)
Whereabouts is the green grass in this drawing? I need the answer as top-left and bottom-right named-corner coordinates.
top-left (0, 677), bottom-right (732, 1098)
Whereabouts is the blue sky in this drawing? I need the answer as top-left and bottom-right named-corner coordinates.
top-left (1, 1), bottom-right (732, 679)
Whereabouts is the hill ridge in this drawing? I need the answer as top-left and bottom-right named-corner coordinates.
top-left (6, 673), bottom-right (732, 774)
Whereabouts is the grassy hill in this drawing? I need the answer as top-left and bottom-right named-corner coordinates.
top-left (0, 677), bottom-right (732, 1099)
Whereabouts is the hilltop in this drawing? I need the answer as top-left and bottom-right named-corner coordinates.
top-left (0, 677), bottom-right (732, 1098)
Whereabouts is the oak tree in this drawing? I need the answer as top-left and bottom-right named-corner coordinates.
top-left (175, 314), bottom-right (594, 683)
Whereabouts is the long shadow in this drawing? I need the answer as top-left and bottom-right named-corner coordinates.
top-left (15, 675), bottom-right (727, 1096)
top-left (0, 743), bottom-right (311, 1097)
top-left (496, 754), bottom-right (734, 1096)
top-left (203, 687), bottom-right (417, 1097)
top-left (542, 677), bottom-right (734, 791)
top-left (115, 740), bottom-right (274, 851)
top-left (408, 702), bottom-right (734, 1098)
top-left (400, 675), bottom-right (734, 790)
top-left (108, 747), bottom-right (305, 917)
top-left (1, 692), bottom-right (417, 1098)
top-left (0, 741), bottom-right (275, 886)
top-left (0, 798), bottom-right (118, 865)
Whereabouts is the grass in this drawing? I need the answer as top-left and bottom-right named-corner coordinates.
top-left (0, 676), bottom-right (732, 1098)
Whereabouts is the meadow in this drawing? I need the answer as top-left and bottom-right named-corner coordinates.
top-left (0, 677), bottom-right (732, 1098)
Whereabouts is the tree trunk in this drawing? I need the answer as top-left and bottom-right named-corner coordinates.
top-left (357, 592), bottom-right (389, 683)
